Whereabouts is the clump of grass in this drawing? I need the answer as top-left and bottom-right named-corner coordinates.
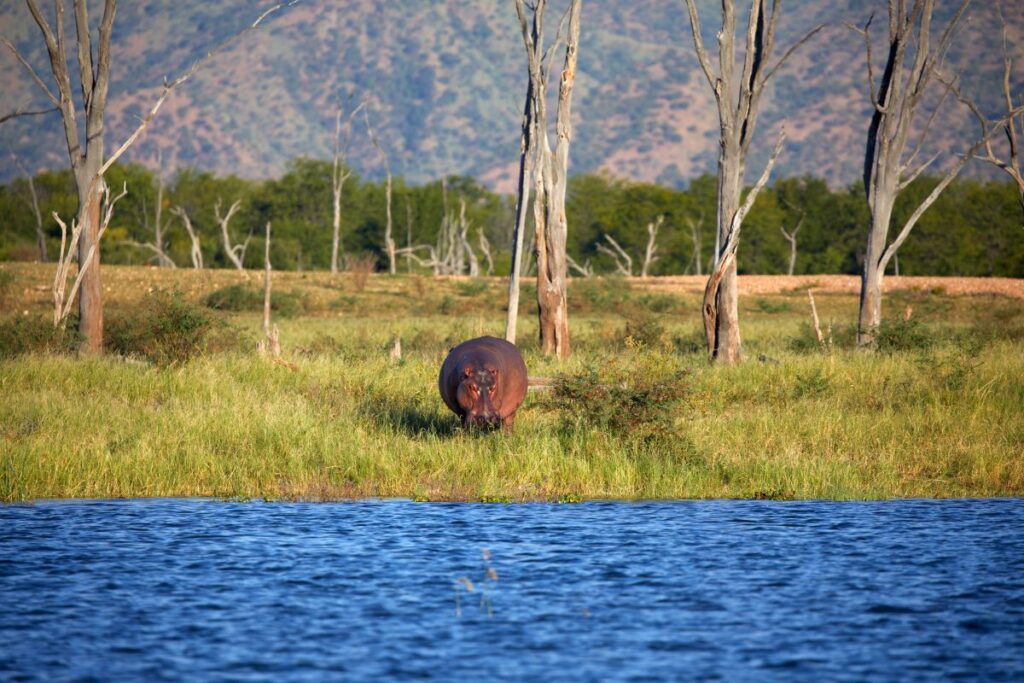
top-left (874, 317), bottom-right (932, 353)
top-left (203, 284), bottom-right (306, 317)
top-left (346, 252), bottom-right (377, 292)
top-left (544, 360), bottom-right (691, 446)
top-left (456, 280), bottom-right (489, 297)
top-left (620, 314), bottom-right (667, 350)
top-left (0, 268), bottom-right (15, 297)
top-left (106, 289), bottom-right (242, 364)
top-left (754, 298), bottom-right (791, 313)
top-left (0, 314), bottom-right (81, 358)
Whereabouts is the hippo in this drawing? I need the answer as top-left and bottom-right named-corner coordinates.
top-left (439, 336), bottom-right (529, 430)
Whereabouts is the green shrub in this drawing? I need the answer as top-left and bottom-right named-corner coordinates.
top-left (544, 363), bottom-right (690, 445)
top-left (203, 284), bottom-right (305, 317)
top-left (107, 289), bottom-right (242, 364)
top-left (754, 298), bottom-right (791, 314)
top-left (620, 314), bottom-right (667, 349)
top-left (874, 317), bottom-right (932, 353)
top-left (455, 280), bottom-right (489, 297)
top-left (0, 314), bottom-right (81, 358)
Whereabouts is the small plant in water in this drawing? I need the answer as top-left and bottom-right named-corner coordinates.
top-left (454, 548), bottom-right (499, 617)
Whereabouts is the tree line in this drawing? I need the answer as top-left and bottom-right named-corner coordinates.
top-left (2, 160), bottom-right (1022, 279)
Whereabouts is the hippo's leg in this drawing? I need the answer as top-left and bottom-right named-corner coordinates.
top-left (502, 414), bottom-right (516, 432)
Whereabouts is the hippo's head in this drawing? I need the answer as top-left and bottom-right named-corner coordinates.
top-left (456, 364), bottom-right (501, 429)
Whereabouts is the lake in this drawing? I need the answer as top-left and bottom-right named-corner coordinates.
top-left (1, 499), bottom-right (1022, 681)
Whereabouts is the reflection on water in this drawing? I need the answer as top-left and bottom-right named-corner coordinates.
top-left (1, 499), bottom-right (1022, 681)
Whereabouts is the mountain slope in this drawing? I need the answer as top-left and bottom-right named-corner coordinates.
top-left (1, 0), bottom-right (1021, 191)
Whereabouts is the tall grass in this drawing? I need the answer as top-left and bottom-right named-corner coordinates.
top-left (0, 263), bottom-right (1022, 502)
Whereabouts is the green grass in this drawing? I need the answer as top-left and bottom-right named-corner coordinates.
top-left (1, 263), bottom-right (1022, 502)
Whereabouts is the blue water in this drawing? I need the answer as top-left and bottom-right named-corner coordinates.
top-left (1, 499), bottom-right (1023, 681)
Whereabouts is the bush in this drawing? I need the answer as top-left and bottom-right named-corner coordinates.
top-left (204, 284), bottom-right (305, 317)
top-left (620, 314), bottom-right (666, 349)
top-left (0, 315), bottom-right (81, 358)
top-left (874, 317), bottom-right (932, 353)
top-left (543, 363), bottom-right (690, 445)
top-left (107, 289), bottom-right (242, 364)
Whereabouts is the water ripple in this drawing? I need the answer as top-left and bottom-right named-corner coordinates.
top-left (1, 499), bottom-right (1022, 681)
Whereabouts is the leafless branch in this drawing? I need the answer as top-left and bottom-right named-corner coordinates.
top-left (52, 181), bottom-right (126, 327)
top-left (100, 0), bottom-right (301, 176)
top-left (596, 234), bottom-right (633, 276)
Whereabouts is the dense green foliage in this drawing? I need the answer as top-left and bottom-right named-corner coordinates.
top-left (2, 163), bottom-right (1022, 277)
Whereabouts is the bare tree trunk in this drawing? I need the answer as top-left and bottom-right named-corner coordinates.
top-left (458, 199), bottom-right (480, 277)
top-left (686, 215), bottom-right (703, 276)
top-left (597, 234), bottom-right (633, 275)
top-left (331, 100), bottom-right (364, 274)
top-left (171, 206), bottom-right (203, 269)
top-left (685, 0), bottom-right (821, 364)
top-left (12, 0), bottom-right (296, 352)
top-left (853, 0), bottom-right (975, 345)
top-left (151, 149), bottom-right (174, 267)
top-left (364, 109), bottom-right (395, 275)
top-left (536, 0), bottom-right (580, 360)
top-left (780, 215), bottom-right (802, 276)
top-left (215, 198), bottom-right (247, 270)
top-left (505, 58), bottom-right (534, 342)
top-left (258, 221), bottom-right (280, 358)
top-left (478, 229), bottom-right (494, 276)
top-left (641, 215), bottom-right (664, 277)
top-left (9, 150), bottom-right (48, 261)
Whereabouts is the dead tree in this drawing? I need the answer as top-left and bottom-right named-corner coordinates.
top-left (52, 183), bottom-right (126, 327)
top-left (129, 149), bottom-right (175, 267)
top-left (215, 198), bottom-right (249, 270)
top-left (641, 215), bottom-right (665, 277)
top-left (685, 0), bottom-right (822, 363)
top-left (170, 206), bottom-right (203, 269)
top-left (852, 0), bottom-right (978, 345)
top-left (258, 221), bottom-right (280, 358)
top-left (596, 234), bottom-right (633, 276)
top-left (509, 0), bottom-right (580, 359)
top-left (364, 109), bottom-right (396, 275)
top-left (685, 214), bottom-right (703, 276)
top-left (566, 254), bottom-right (593, 277)
top-left (951, 5), bottom-right (1024, 221)
top-left (478, 229), bottom-right (495, 276)
top-left (4, 0), bottom-right (298, 352)
top-left (8, 148), bottom-right (48, 261)
top-left (504, 6), bottom-right (537, 343)
top-left (458, 199), bottom-right (480, 277)
top-left (331, 98), bottom-right (365, 274)
top-left (779, 214), bottom-right (803, 276)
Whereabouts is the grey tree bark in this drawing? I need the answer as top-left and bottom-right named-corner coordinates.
top-left (170, 206), bottom-right (204, 269)
top-left (505, 1), bottom-right (539, 344)
top-left (641, 215), bottom-right (665, 277)
top-left (8, 149), bottom-right (48, 262)
top-left (8, 0), bottom-right (298, 353)
top-left (509, 0), bottom-right (579, 358)
top-left (853, 0), bottom-right (977, 345)
top-left (215, 198), bottom-right (248, 270)
top-left (331, 99), bottom-right (364, 274)
top-left (685, 0), bottom-right (822, 364)
top-left (364, 109), bottom-right (396, 275)
top-left (779, 214), bottom-right (802, 276)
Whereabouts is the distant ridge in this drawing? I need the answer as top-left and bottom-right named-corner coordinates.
top-left (1, 0), bottom-right (1020, 190)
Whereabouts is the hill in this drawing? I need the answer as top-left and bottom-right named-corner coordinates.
top-left (1, 0), bottom-right (1021, 191)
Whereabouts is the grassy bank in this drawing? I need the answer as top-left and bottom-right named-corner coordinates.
top-left (1, 263), bottom-right (1022, 502)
